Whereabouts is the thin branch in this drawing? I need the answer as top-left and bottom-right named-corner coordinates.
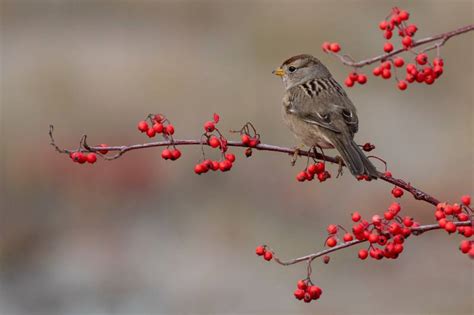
top-left (332, 24), bottom-right (474, 68)
top-left (271, 221), bottom-right (471, 266)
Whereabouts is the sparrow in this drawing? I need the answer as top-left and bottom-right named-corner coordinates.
top-left (273, 54), bottom-right (378, 179)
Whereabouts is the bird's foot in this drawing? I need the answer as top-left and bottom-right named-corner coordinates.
top-left (290, 145), bottom-right (305, 166)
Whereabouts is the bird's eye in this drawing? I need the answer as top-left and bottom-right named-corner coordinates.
top-left (288, 66), bottom-right (296, 73)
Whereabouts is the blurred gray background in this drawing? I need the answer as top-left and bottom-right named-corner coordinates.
top-left (1, 1), bottom-right (473, 314)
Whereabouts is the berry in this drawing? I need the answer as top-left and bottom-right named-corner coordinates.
top-left (241, 134), bottom-right (251, 145)
top-left (382, 61), bottom-right (391, 69)
top-left (461, 195), bottom-right (471, 206)
top-left (384, 211), bottom-right (394, 220)
top-left (171, 149), bottom-right (181, 160)
top-left (398, 10), bottom-right (409, 21)
top-left (263, 251), bottom-right (273, 261)
top-left (384, 30), bottom-right (393, 40)
top-left (211, 160), bottom-right (220, 171)
top-left (323, 255), bottom-right (330, 264)
top-left (392, 187), bottom-right (404, 198)
top-left (358, 249), bottom-right (368, 260)
top-left (459, 240), bottom-right (471, 254)
top-left (379, 20), bottom-right (388, 30)
top-left (458, 213), bottom-right (469, 221)
top-left (403, 216), bottom-right (413, 227)
top-left (161, 149), bottom-right (172, 160)
top-left (153, 123), bottom-right (164, 133)
top-left (352, 212), bottom-right (361, 222)
top-left (165, 124), bottom-right (175, 135)
top-left (219, 160), bottom-right (232, 172)
top-left (343, 233), bottom-right (354, 242)
top-left (308, 286), bottom-right (322, 299)
top-left (97, 144), bottom-right (109, 154)
top-left (373, 67), bottom-right (382, 76)
top-left (194, 164), bottom-right (204, 174)
top-left (86, 153), bottom-right (97, 164)
top-left (416, 53), bottom-right (428, 65)
top-left (303, 293), bottom-right (312, 303)
top-left (314, 162), bottom-right (325, 174)
top-left (383, 42), bottom-right (394, 53)
top-left (204, 121), bottom-right (215, 132)
top-left (444, 221), bottom-right (457, 233)
top-left (329, 42), bottom-right (341, 53)
top-left (327, 224), bottom-right (338, 234)
top-left (326, 237), bottom-right (337, 247)
top-left (225, 153), bottom-right (235, 162)
top-left (405, 24), bottom-right (418, 36)
top-left (357, 74), bottom-right (367, 84)
top-left (382, 68), bottom-right (391, 79)
top-left (255, 246), bottom-right (265, 256)
top-left (297, 279), bottom-right (307, 290)
top-left (296, 171), bottom-right (306, 182)
top-left (294, 289), bottom-right (305, 300)
top-left (394, 57), bottom-right (404, 67)
top-left (384, 171), bottom-right (392, 177)
top-left (389, 202), bottom-right (401, 214)
top-left (137, 120), bottom-right (149, 132)
top-left (402, 36), bottom-right (412, 47)
top-left (368, 233), bottom-right (379, 243)
top-left (208, 136), bottom-right (221, 148)
top-left (146, 128), bottom-right (156, 138)
top-left (322, 42), bottom-right (331, 52)
top-left (349, 72), bottom-right (359, 81)
top-left (345, 77), bottom-right (354, 87)
top-left (397, 80), bottom-right (408, 90)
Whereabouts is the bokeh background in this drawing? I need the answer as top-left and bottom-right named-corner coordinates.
top-left (1, 1), bottom-right (473, 314)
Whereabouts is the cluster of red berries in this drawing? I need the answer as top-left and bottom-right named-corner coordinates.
top-left (68, 144), bottom-right (109, 165)
top-left (323, 7), bottom-right (447, 91)
top-left (255, 245), bottom-right (273, 261)
top-left (293, 279), bottom-right (322, 303)
top-left (325, 201), bottom-right (418, 260)
top-left (194, 114), bottom-right (238, 175)
top-left (296, 162), bottom-right (331, 183)
top-left (241, 134), bottom-right (260, 148)
top-left (137, 114), bottom-right (182, 161)
top-left (137, 114), bottom-right (175, 138)
top-left (435, 195), bottom-right (473, 257)
top-left (321, 42), bottom-right (340, 53)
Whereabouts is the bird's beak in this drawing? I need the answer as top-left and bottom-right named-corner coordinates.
top-left (272, 68), bottom-right (285, 77)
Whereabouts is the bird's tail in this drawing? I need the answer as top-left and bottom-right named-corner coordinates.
top-left (330, 135), bottom-right (379, 179)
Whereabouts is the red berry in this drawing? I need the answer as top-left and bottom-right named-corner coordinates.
top-left (458, 213), bottom-right (469, 221)
top-left (389, 202), bottom-right (401, 214)
top-left (137, 120), bottom-right (149, 132)
top-left (343, 233), bottom-right (353, 242)
top-left (399, 10), bottom-right (409, 21)
top-left (433, 65), bottom-right (443, 77)
top-left (165, 124), bottom-right (175, 135)
top-left (297, 279), bottom-right (307, 290)
top-left (322, 42), bottom-right (331, 52)
top-left (317, 171), bottom-right (330, 182)
top-left (171, 149), bottom-right (181, 160)
top-left (98, 144), bottom-right (109, 154)
top-left (368, 233), bottom-right (379, 243)
top-left (86, 153), bottom-right (97, 164)
top-left (313, 162), bottom-right (325, 174)
top-left (255, 245), bottom-right (265, 256)
top-left (204, 121), bottom-right (215, 132)
top-left (416, 53), bottom-right (428, 65)
top-left (358, 249), bottom-right (368, 260)
top-left (384, 30), bottom-right (393, 40)
top-left (249, 138), bottom-right (260, 147)
top-left (327, 224), bottom-right (338, 234)
top-left (296, 171), bottom-right (306, 182)
top-left (462, 226), bottom-right (473, 237)
top-left (402, 36), bottom-right (412, 47)
top-left (153, 114), bottom-right (164, 123)
top-left (329, 42), bottom-right (340, 53)
top-left (352, 212), bottom-right (361, 222)
top-left (433, 58), bottom-right (444, 66)
top-left (383, 42), bottom-right (394, 53)
top-left (444, 221), bottom-right (457, 233)
top-left (345, 77), bottom-right (354, 87)
top-left (394, 57), bottom-right (404, 67)
top-left (326, 237), bottom-right (337, 247)
top-left (241, 134), bottom-right (251, 145)
top-left (219, 160), bottom-right (232, 172)
top-left (211, 160), bottom-right (220, 171)
top-left (438, 218), bottom-right (447, 228)
top-left (294, 289), bottom-right (305, 300)
top-left (461, 195), bottom-right (471, 206)
top-left (424, 75), bottom-right (435, 85)
top-left (384, 171), bottom-right (392, 177)
top-left (349, 72), bottom-right (358, 81)
top-left (194, 164), bottom-right (204, 174)
top-left (392, 187), bottom-right (404, 198)
top-left (308, 286), bottom-right (322, 300)
top-left (405, 24), bottom-right (418, 36)
top-left (161, 149), bottom-right (172, 160)
top-left (263, 251), bottom-right (273, 261)
top-left (384, 211), bottom-right (394, 220)
top-left (225, 153), bottom-right (235, 162)
top-left (357, 74), bottom-right (367, 84)
top-left (382, 69), bottom-right (391, 79)
top-left (373, 67), bottom-right (382, 76)
top-left (403, 216), bottom-right (413, 227)
top-left (459, 240), bottom-right (471, 254)
top-left (146, 128), bottom-right (156, 138)
top-left (303, 293), bottom-right (312, 303)
top-left (382, 61), bottom-right (391, 69)
top-left (153, 123), bottom-right (164, 133)
top-left (379, 20), bottom-right (388, 30)
top-left (208, 136), bottom-right (221, 148)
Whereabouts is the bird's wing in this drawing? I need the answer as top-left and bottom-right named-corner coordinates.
top-left (286, 78), bottom-right (359, 135)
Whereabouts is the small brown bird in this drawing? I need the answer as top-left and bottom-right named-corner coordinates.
top-left (273, 54), bottom-right (378, 179)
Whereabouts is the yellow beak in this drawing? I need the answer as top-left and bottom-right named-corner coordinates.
top-left (272, 68), bottom-right (285, 77)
